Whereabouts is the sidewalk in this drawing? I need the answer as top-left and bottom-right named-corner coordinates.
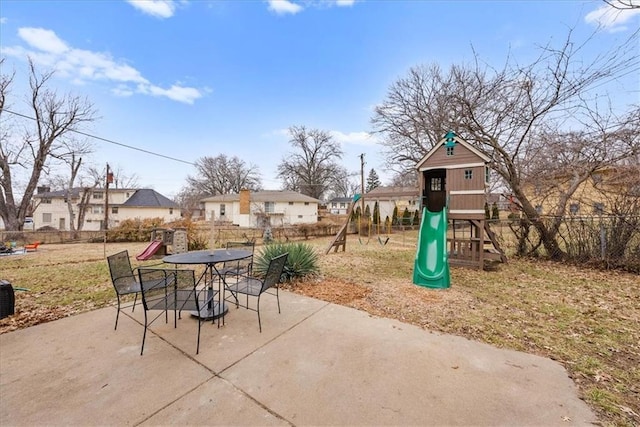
top-left (0, 291), bottom-right (596, 426)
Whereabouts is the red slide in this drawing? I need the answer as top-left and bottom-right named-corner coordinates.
top-left (136, 240), bottom-right (164, 261)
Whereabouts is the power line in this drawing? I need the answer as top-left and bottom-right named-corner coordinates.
top-left (3, 109), bottom-right (196, 166)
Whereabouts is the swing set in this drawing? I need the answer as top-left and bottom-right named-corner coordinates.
top-left (356, 202), bottom-right (390, 246)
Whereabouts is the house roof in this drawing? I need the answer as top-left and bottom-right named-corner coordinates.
top-left (364, 186), bottom-right (419, 199)
top-left (33, 187), bottom-right (177, 208)
top-left (416, 133), bottom-right (490, 170)
top-left (201, 190), bottom-right (321, 204)
top-left (123, 189), bottom-right (178, 208)
top-left (328, 197), bottom-right (354, 204)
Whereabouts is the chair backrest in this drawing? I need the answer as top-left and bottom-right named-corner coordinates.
top-left (107, 251), bottom-right (137, 292)
top-left (261, 253), bottom-right (288, 293)
top-left (137, 268), bottom-right (173, 311)
top-left (225, 241), bottom-right (255, 272)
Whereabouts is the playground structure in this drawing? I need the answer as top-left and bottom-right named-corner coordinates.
top-left (325, 195), bottom-right (360, 254)
top-left (414, 131), bottom-right (506, 285)
top-left (136, 227), bottom-right (188, 261)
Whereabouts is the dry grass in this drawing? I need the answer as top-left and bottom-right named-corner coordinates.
top-left (1, 236), bottom-right (638, 426)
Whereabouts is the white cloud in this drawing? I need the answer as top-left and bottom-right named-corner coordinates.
top-left (18, 27), bottom-right (69, 54)
top-left (585, 4), bottom-right (640, 32)
top-left (335, 0), bottom-right (355, 6)
top-left (126, 0), bottom-right (177, 18)
top-left (0, 17), bottom-right (8, 24)
top-left (331, 130), bottom-right (378, 146)
top-left (267, 0), bottom-right (303, 15)
top-left (4, 27), bottom-right (203, 104)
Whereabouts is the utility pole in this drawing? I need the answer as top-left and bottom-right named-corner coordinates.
top-left (360, 153), bottom-right (365, 233)
top-left (104, 163), bottom-right (111, 231)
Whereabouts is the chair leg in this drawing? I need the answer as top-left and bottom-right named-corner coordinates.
top-left (276, 286), bottom-right (281, 314)
top-left (196, 318), bottom-right (201, 355)
top-left (114, 295), bottom-right (121, 330)
top-left (131, 293), bottom-right (138, 312)
top-left (141, 311), bottom-right (148, 356)
top-left (257, 295), bottom-right (262, 333)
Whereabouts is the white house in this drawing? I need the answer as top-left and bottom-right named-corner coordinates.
top-left (327, 197), bottom-right (353, 215)
top-left (32, 187), bottom-right (180, 231)
top-left (201, 190), bottom-right (320, 227)
top-left (362, 186), bottom-right (421, 223)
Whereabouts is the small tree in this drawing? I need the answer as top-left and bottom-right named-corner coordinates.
top-left (412, 210), bottom-right (420, 226)
top-left (366, 168), bottom-right (382, 192)
top-left (402, 207), bottom-right (411, 225)
top-left (484, 202), bottom-right (491, 219)
top-left (491, 202), bottom-right (500, 220)
top-left (372, 201), bottom-right (380, 225)
top-left (392, 206), bottom-right (399, 225)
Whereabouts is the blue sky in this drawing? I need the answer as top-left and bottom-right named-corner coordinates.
top-left (1, 0), bottom-right (639, 199)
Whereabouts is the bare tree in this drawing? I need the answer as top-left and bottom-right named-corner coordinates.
top-left (186, 154), bottom-right (261, 197)
top-left (0, 58), bottom-right (97, 230)
top-left (602, 0), bottom-right (640, 9)
top-left (325, 165), bottom-right (359, 199)
top-left (277, 126), bottom-right (343, 200)
top-left (371, 30), bottom-right (639, 259)
top-left (389, 170), bottom-right (418, 188)
top-left (110, 165), bottom-right (139, 189)
top-left (174, 185), bottom-right (205, 219)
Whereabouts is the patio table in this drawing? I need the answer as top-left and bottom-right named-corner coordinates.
top-left (163, 249), bottom-right (252, 320)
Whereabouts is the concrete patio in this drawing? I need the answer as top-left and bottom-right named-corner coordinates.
top-left (0, 291), bottom-right (596, 426)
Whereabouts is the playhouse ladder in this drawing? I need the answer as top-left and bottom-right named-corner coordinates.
top-left (483, 221), bottom-right (507, 263)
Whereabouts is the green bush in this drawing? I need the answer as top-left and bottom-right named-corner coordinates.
top-left (253, 242), bottom-right (319, 281)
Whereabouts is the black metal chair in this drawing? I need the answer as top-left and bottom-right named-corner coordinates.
top-left (224, 253), bottom-right (288, 332)
top-left (219, 241), bottom-right (255, 277)
top-left (137, 268), bottom-right (209, 355)
top-left (107, 250), bottom-right (144, 330)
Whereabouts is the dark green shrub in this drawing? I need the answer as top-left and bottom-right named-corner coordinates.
top-left (253, 242), bottom-right (319, 281)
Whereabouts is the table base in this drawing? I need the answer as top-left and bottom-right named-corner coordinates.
top-left (190, 302), bottom-right (228, 320)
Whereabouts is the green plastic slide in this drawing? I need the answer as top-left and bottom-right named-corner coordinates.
top-left (413, 207), bottom-right (450, 289)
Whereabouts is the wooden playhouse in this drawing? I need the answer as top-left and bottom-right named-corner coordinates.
top-left (415, 131), bottom-right (506, 269)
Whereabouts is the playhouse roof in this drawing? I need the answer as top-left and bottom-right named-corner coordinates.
top-left (415, 133), bottom-right (490, 171)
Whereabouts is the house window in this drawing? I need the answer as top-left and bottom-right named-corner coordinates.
top-left (446, 146), bottom-right (454, 156)
top-left (41, 198), bottom-right (52, 204)
top-left (569, 203), bottom-right (580, 214)
top-left (219, 204), bottom-right (225, 216)
top-left (111, 207), bottom-right (118, 214)
top-left (265, 202), bottom-right (275, 213)
top-left (93, 192), bottom-right (103, 199)
top-left (42, 213), bottom-right (52, 223)
top-left (340, 203), bottom-right (346, 208)
top-left (331, 203), bottom-right (337, 208)
top-left (169, 208), bottom-right (174, 215)
top-left (289, 202), bottom-right (294, 205)
top-left (593, 203), bottom-right (604, 215)
top-left (430, 177), bottom-right (442, 191)
top-left (298, 215), bottom-right (303, 219)
top-left (93, 205), bottom-right (104, 214)
top-left (304, 202), bottom-right (309, 205)
top-left (464, 169), bottom-right (473, 180)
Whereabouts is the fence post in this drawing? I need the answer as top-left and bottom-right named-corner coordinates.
top-left (600, 221), bottom-right (606, 260)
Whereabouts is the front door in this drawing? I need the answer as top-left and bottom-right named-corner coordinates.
top-left (423, 169), bottom-right (446, 212)
top-left (59, 217), bottom-right (66, 230)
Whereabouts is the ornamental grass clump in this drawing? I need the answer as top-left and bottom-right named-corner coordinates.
top-left (254, 242), bottom-right (319, 281)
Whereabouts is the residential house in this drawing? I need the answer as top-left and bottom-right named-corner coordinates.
top-left (361, 186), bottom-right (421, 223)
top-left (32, 187), bottom-right (180, 231)
top-left (327, 197), bottom-right (353, 215)
top-left (522, 165), bottom-right (640, 216)
top-left (201, 190), bottom-right (320, 227)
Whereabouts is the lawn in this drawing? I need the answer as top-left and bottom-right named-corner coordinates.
top-left (0, 237), bottom-right (638, 426)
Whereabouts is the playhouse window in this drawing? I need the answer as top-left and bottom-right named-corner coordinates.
top-left (430, 177), bottom-right (442, 191)
top-left (464, 169), bottom-right (473, 180)
top-left (446, 146), bottom-right (454, 156)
